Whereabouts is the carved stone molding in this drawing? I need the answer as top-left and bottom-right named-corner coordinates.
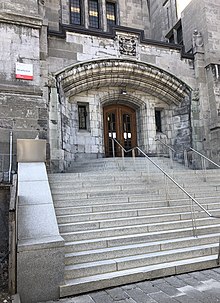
top-left (56, 58), bottom-right (191, 105)
top-left (118, 35), bottom-right (138, 56)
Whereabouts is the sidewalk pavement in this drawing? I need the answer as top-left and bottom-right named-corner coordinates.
top-left (39, 268), bottom-right (220, 303)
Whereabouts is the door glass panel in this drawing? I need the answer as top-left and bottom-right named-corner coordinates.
top-left (123, 113), bottom-right (132, 156)
top-left (107, 112), bottom-right (117, 156)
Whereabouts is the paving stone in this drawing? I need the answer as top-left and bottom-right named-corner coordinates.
top-left (177, 285), bottom-right (215, 303)
top-left (106, 287), bottom-right (130, 301)
top-left (124, 287), bottom-right (158, 303)
top-left (174, 294), bottom-right (204, 303)
top-left (149, 291), bottom-right (179, 303)
top-left (135, 281), bottom-right (160, 294)
top-left (73, 295), bottom-right (96, 303)
top-left (165, 276), bottom-right (188, 288)
top-left (150, 278), bottom-right (166, 285)
top-left (154, 281), bottom-right (183, 297)
top-left (188, 271), bottom-right (210, 281)
top-left (178, 276), bottom-right (199, 287)
top-left (90, 291), bottom-right (114, 303)
top-left (212, 267), bottom-right (220, 274)
top-left (121, 284), bottom-right (137, 291)
top-left (202, 269), bottom-right (220, 281)
top-left (114, 299), bottom-right (137, 303)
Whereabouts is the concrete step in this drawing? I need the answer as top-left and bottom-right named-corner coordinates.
top-left (64, 243), bottom-right (218, 280)
top-left (60, 217), bottom-right (218, 242)
top-left (57, 207), bottom-right (220, 226)
top-left (59, 254), bottom-right (218, 297)
top-left (55, 200), bottom-right (220, 217)
top-left (54, 197), bottom-right (220, 215)
top-left (65, 233), bottom-right (220, 265)
top-left (64, 224), bottom-right (220, 253)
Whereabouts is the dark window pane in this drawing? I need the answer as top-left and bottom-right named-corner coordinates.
top-left (177, 26), bottom-right (183, 45)
top-left (78, 105), bottom-right (87, 129)
top-left (155, 110), bottom-right (162, 132)
top-left (106, 2), bottom-right (116, 30)
top-left (89, 0), bottom-right (99, 28)
top-left (70, 0), bottom-right (82, 25)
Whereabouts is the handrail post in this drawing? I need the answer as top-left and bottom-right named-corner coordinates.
top-left (132, 148), bottom-right (136, 170)
top-left (165, 176), bottom-right (170, 207)
top-left (169, 149), bottom-right (173, 169)
top-left (201, 157), bottom-right (207, 182)
top-left (190, 198), bottom-right (197, 237)
top-left (184, 150), bottom-right (188, 168)
top-left (122, 149), bottom-right (125, 170)
top-left (112, 138), bottom-right (115, 158)
top-left (217, 237), bottom-right (220, 265)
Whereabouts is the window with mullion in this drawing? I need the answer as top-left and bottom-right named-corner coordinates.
top-left (70, 0), bottom-right (82, 25)
top-left (89, 0), bottom-right (100, 29)
top-left (106, 2), bottom-right (116, 30)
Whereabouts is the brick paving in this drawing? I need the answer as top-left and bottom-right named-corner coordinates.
top-left (39, 268), bottom-right (220, 303)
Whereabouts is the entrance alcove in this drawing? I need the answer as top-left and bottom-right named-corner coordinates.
top-left (53, 58), bottom-right (192, 169)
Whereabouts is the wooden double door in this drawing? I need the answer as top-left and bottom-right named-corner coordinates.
top-left (104, 104), bottom-right (137, 157)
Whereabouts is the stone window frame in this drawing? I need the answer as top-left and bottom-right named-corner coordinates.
top-left (106, 0), bottom-right (117, 31)
top-left (78, 102), bottom-right (90, 131)
top-left (69, 0), bottom-right (85, 26)
top-left (88, 0), bottom-right (101, 29)
top-left (68, 0), bottom-right (118, 32)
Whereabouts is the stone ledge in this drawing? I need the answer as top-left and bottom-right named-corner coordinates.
top-left (0, 11), bottom-right (42, 28)
top-left (18, 235), bottom-right (64, 252)
top-left (0, 84), bottom-right (43, 96)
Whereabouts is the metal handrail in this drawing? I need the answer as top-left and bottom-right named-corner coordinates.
top-left (189, 148), bottom-right (220, 169)
top-left (155, 138), bottom-right (175, 152)
top-left (155, 138), bottom-right (175, 169)
top-left (112, 138), bottom-right (220, 235)
top-left (9, 174), bottom-right (18, 294)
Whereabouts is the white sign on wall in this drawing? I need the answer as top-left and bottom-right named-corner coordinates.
top-left (16, 63), bottom-right (33, 80)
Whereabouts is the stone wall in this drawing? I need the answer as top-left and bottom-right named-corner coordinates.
top-left (149, 0), bottom-right (178, 41)
top-left (181, 0), bottom-right (220, 163)
top-left (0, 186), bottom-right (10, 255)
top-left (0, 7), bottom-right (49, 171)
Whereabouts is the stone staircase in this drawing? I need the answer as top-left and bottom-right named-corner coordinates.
top-left (48, 157), bottom-right (220, 298)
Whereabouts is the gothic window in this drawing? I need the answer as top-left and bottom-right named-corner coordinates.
top-left (89, 0), bottom-right (100, 29)
top-left (106, 2), bottom-right (116, 30)
top-left (78, 103), bottom-right (89, 130)
top-left (70, 0), bottom-right (82, 25)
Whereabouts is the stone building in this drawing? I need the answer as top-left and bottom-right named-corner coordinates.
top-left (0, 0), bottom-right (220, 170)
top-left (2, 1), bottom-right (220, 302)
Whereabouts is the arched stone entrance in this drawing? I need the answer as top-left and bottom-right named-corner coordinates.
top-left (52, 58), bottom-right (192, 170)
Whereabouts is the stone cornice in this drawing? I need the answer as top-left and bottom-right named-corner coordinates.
top-left (0, 11), bottom-right (42, 28)
top-left (49, 24), bottom-right (194, 60)
top-left (56, 58), bottom-right (192, 105)
top-left (0, 83), bottom-right (43, 96)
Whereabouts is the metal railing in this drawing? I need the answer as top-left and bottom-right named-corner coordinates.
top-left (184, 148), bottom-right (220, 182)
top-left (8, 174), bottom-right (18, 295)
top-left (155, 138), bottom-right (175, 169)
top-left (0, 131), bottom-right (15, 183)
top-left (111, 138), bottom-right (220, 237)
